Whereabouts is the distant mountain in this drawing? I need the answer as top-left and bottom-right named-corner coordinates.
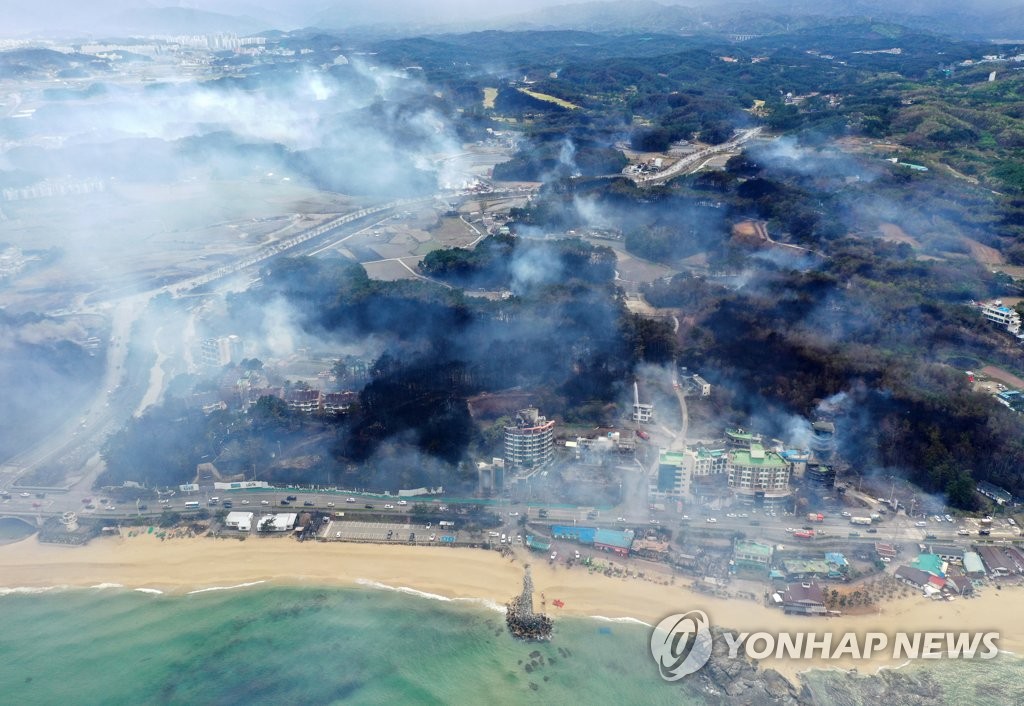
top-left (491, 0), bottom-right (1024, 40)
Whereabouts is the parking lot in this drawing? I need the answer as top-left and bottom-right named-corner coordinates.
top-left (322, 520), bottom-right (463, 545)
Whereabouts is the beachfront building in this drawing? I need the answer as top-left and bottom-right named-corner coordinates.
top-left (895, 566), bottom-right (929, 589)
top-left (593, 529), bottom-right (634, 557)
top-left (978, 547), bottom-right (1012, 577)
top-left (727, 443), bottom-right (792, 504)
top-left (225, 511), bottom-right (254, 531)
top-left (911, 553), bottom-right (947, 578)
top-left (257, 513), bottom-right (297, 533)
top-left (963, 551), bottom-right (986, 578)
top-left (631, 536), bottom-right (671, 561)
top-left (780, 582), bottom-right (827, 615)
top-left (781, 559), bottom-right (832, 581)
top-left (733, 540), bottom-right (773, 572)
top-left (945, 574), bottom-right (974, 596)
top-left (504, 408), bottom-right (555, 471)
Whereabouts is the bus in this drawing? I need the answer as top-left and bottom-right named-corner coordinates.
top-left (184, 501), bottom-right (200, 510)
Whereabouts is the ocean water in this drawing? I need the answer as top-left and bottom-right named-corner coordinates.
top-left (0, 584), bottom-right (696, 705)
top-left (3, 583), bottom-right (1021, 705)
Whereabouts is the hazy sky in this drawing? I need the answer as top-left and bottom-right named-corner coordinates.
top-left (4, 0), bottom-right (1024, 38)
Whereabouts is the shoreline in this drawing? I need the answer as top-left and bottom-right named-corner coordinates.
top-left (0, 532), bottom-right (1020, 682)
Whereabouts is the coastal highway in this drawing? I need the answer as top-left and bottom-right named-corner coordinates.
top-left (6, 486), bottom-right (1019, 549)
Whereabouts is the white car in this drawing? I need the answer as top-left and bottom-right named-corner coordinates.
top-left (397, 500), bottom-right (408, 506)
top-left (500, 534), bottom-right (507, 543)
top-left (327, 502), bottom-right (335, 508)
top-left (429, 533), bottom-right (437, 541)
top-left (706, 517), bottom-right (718, 523)
top-left (384, 504), bottom-right (394, 509)
top-left (516, 535), bottom-right (522, 543)
top-left (574, 550), bottom-right (580, 559)
top-left (19, 492), bottom-right (30, 498)
top-left (508, 511), bottom-right (519, 517)
top-left (726, 513), bottom-right (737, 518)
top-left (346, 497), bottom-right (356, 503)
top-left (616, 517), bottom-right (626, 522)
top-left (550, 552), bottom-right (557, 561)
top-left (261, 500), bottom-right (270, 505)
top-left (241, 499), bottom-right (250, 505)
top-left (840, 511), bottom-right (851, 518)
top-left (335, 531), bottom-right (342, 538)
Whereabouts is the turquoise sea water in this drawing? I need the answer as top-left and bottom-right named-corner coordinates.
top-left (1, 583), bottom-right (1022, 705)
top-left (0, 584), bottom-right (696, 705)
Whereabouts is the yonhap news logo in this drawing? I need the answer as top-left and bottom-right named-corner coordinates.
top-left (649, 611), bottom-right (1001, 682)
top-left (650, 610), bottom-right (714, 680)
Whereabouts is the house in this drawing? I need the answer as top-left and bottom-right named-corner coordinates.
top-left (895, 565), bottom-right (933, 589)
top-left (945, 574), bottom-right (974, 596)
top-left (224, 511), bottom-right (254, 531)
top-left (258, 513), bottom-right (297, 532)
top-left (978, 546), bottom-right (1012, 576)
top-left (911, 553), bottom-right (947, 578)
top-left (322, 391), bottom-right (356, 416)
top-left (781, 558), bottom-right (832, 581)
top-left (824, 552), bottom-right (849, 577)
top-left (963, 551), bottom-right (986, 578)
top-left (874, 542), bottom-right (898, 559)
top-left (926, 545), bottom-right (963, 564)
top-left (285, 389), bottom-right (322, 414)
top-left (781, 581), bottom-right (827, 615)
top-left (733, 540), bottom-right (773, 571)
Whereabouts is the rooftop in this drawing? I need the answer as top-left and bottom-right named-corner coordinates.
top-left (594, 528), bottom-right (635, 549)
top-left (731, 446), bottom-right (787, 467)
top-left (735, 540), bottom-right (773, 558)
top-left (912, 553), bottom-right (946, 577)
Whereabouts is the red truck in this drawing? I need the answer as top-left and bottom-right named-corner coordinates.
top-left (635, 430), bottom-right (650, 440)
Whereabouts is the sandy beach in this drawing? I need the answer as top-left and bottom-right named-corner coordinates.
top-left (0, 533), bottom-right (1019, 681)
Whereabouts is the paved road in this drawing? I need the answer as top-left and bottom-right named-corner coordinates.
top-left (632, 128), bottom-right (764, 185)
